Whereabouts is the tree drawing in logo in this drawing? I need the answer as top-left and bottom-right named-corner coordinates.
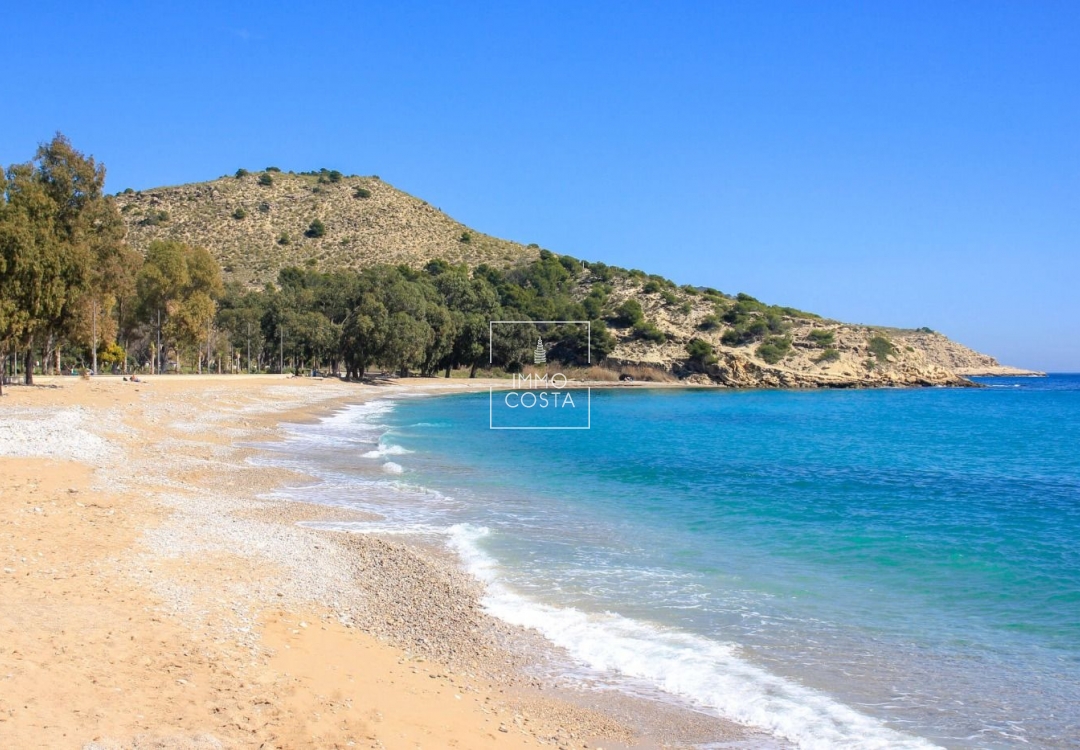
top-left (534, 337), bottom-right (547, 365)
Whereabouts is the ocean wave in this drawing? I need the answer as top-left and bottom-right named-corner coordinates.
top-left (382, 461), bottom-right (404, 474)
top-left (362, 442), bottom-right (414, 458)
top-left (445, 524), bottom-right (941, 750)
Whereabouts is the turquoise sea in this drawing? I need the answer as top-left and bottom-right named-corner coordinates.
top-left (268, 375), bottom-right (1080, 749)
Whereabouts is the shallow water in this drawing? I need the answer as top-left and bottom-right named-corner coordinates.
top-left (264, 376), bottom-right (1080, 749)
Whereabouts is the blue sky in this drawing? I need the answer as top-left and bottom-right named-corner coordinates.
top-left (4, 2), bottom-right (1077, 370)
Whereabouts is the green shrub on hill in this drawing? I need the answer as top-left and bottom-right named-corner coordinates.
top-left (258, 173), bottom-right (274, 186)
top-left (808, 329), bottom-right (835, 347)
top-left (814, 348), bottom-right (841, 364)
top-left (698, 314), bottom-right (721, 331)
top-left (757, 336), bottom-right (792, 364)
top-left (589, 262), bottom-right (614, 282)
top-left (869, 335), bottom-right (895, 362)
top-left (232, 207), bottom-right (247, 220)
top-left (613, 299), bottom-right (644, 327)
top-left (235, 168), bottom-right (249, 178)
top-left (139, 210), bottom-right (169, 226)
top-left (353, 187), bottom-right (371, 199)
top-left (642, 279), bottom-right (662, 293)
top-left (306, 219), bottom-right (326, 238)
top-left (634, 321), bottom-right (666, 342)
top-left (686, 338), bottom-right (718, 367)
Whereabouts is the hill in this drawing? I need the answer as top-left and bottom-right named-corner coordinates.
top-left (116, 169), bottom-right (538, 286)
top-left (115, 170), bottom-right (1040, 387)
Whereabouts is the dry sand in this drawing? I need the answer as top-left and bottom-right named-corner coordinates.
top-left (0, 374), bottom-right (758, 750)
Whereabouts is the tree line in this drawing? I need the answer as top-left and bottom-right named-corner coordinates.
top-left (2, 135), bottom-right (618, 393)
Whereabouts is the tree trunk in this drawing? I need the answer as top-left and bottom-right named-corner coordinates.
top-left (445, 364), bottom-right (452, 378)
top-left (91, 299), bottom-right (98, 375)
top-left (23, 345), bottom-right (33, 386)
top-left (470, 360), bottom-right (479, 378)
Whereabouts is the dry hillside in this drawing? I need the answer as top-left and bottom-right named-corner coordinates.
top-left (116, 170), bottom-right (537, 286)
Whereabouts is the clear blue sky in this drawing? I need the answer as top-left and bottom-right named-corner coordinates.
top-left (4, 1), bottom-right (1077, 370)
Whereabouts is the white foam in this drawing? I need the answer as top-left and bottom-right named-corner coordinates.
top-left (381, 461), bottom-right (404, 474)
top-left (362, 442), bottom-right (413, 458)
top-left (446, 524), bottom-right (941, 750)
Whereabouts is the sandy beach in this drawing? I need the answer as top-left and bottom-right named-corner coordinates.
top-left (0, 375), bottom-right (754, 750)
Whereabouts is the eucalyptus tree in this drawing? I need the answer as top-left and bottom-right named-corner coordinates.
top-left (136, 240), bottom-right (222, 373)
top-left (0, 134), bottom-right (125, 383)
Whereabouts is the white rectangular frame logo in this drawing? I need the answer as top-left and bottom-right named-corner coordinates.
top-left (488, 320), bottom-right (592, 430)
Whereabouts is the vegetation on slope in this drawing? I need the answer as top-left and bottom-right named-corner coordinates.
top-left (2, 135), bottom-right (998, 386)
top-left (115, 167), bottom-right (538, 286)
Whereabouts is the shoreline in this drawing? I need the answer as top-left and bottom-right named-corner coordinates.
top-left (0, 375), bottom-right (763, 749)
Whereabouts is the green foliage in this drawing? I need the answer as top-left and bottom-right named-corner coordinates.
top-left (582, 284), bottom-right (608, 319)
top-left (557, 254), bottom-right (580, 274)
top-left (306, 219), bottom-right (326, 238)
top-left (258, 173), bottom-right (274, 186)
top-left (277, 232), bottom-right (291, 245)
top-left (235, 168), bottom-right (249, 178)
top-left (686, 338), bottom-right (717, 368)
top-left (678, 300), bottom-right (692, 315)
top-left (232, 207), bottom-right (247, 220)
top-left (0, 133), bottom-right (135, 383)
top-left (459, 231), bottom-right (471, 244)
top-left (868, 335), bottom-right (895, 362)
top-left (589, 262), bottom-right (613, 282)
top-left (757, 336), bottom-right (792, 365)
top-left (642, 279), bottom-right (662, 294)
top-left (698, 314), bottom-right (721, 331)
top-left (612, 299), bottom-right (644, 327)
top-left (265, 166), bottom-right (281, 172)
top-left (353, 187), bottom-right (371, 199)
top-left (660, 290), bottom-right (679, 306)
top-left (139, 209), bottom-right (169, 226)
top-left (633, 321), bottom-right (666, 342)
top-left (136, 239), bottom-right (223, 371)
top-left (814, 348), bottom-right (841, 364)
top-left (808, 328), bottom-right (835, 347)
top-left (916, 326), bottom-right (935, 333)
